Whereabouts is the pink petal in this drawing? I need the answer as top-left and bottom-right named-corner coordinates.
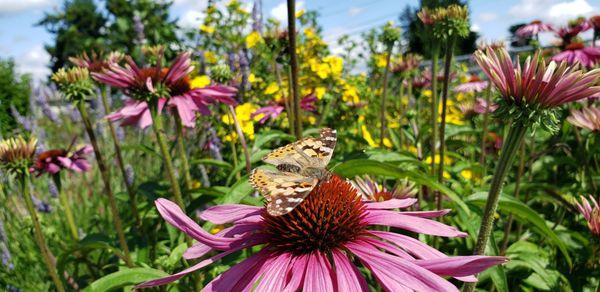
top-left (302, 252), bottom-right (334, 292)
top-left (200, 204), bottom-right (263, 224)
top-left (169, 95), bottom-right (199, 128)
top-left (202, 249), bottom-right (271, 292)
top-left (283, 254), bottom-right (308, 292)
top-left (400, 209), bottom-right (451, 218)
top-left (365, 209), bottom-right (467, 237)
top-left (253, 252), bottom-right (293, 292)
top-left (414, 256), bottom-right (508, 278)
top-left (331, 249), bottom-right (369, 292)
top-left (365, 198), bottom-right (418, 210)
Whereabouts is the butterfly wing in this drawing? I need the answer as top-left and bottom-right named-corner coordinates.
top-left (262, 128), bottom-right (337, 169)
top-left (249, 168), bottom-right (318, 216)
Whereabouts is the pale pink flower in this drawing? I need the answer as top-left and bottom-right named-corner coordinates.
top-left (567, 106), bottom-right (600, 131)
top-left (105, 99), bottom-right (166, 129)
top-left (454, 76), bottom-right (489, 93)
top-left (576, 195), bottom-right (600, 237)
top-left (137, 175), bottom-right (507, 290)
top-left (552, 43), bottom-right (600, 68)
top-left (516, 20), bottom-right (553, 37)
top-left (93, 52), bottom-right (237, 128)
top-left (474, 47), bottom-right (600, 108)
top-left (474, 98), bottom-right (498, 114)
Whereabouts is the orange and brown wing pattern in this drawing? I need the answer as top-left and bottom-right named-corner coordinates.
top-left (249, 168), bottom-right (318, 216)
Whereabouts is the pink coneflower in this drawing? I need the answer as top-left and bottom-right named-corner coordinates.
top-left (474, 97), bottom-right (498, 114)
top-left (352, 175), bottom-right (417, 201)
top-left (454, 76), bottom-right (489, 93)
top-left (69, 51), bottom-right (124, 73)
top-left (474, 47), bottom-right (600, 109)
top-left (105, 98), bottom-right (166, 129)
top-left (516, 20), bottom-right (553, 38)
top-left (93, 52), bottom-right (237, 128)
top-left (551, 43), bottom-right (600, 68)
top-left (251, 95), bottom-right (317, 124)
top-left (567, 106), bottom-right (600, 131)
top-left (31, 145), bottom-right (92, 176)
top-left (555, 20), bottom-right (591, 47)
top-left (576, 195), bottom-right (600, 237)
top-left (411, 75), bottom-right (431, 89)
top-left (137, 175), bottom-right (507, 290)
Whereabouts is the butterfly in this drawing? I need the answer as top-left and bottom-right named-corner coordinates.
top-left (249, 128), bottom-right (337, 216)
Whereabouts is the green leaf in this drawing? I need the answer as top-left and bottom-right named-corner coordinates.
top-left (226, 149), bottom-right (270, 185)
top-left (252, 131), bottom-right (295, 152)
top-left (332, 159), bottom-right (469, 214)
top-left (466, 193), bottom-right (572, 267)
top-left (83, 268), bottom-right (169, 292)
top-left (190, 158), bottom-right (232, 169)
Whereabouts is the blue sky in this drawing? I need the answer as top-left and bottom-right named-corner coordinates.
top-left (0, 0), bottom-right (597, 80)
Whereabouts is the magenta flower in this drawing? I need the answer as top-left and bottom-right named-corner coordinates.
top-left (552, 43), bottom-right (600, 68)
top-left (93, 52), bottom-right (237, 128)
top-left (555, 20), bottom-right (592, 46)
top-left (474, 47), bottom-right (600, 108)
top-left (252, 95), bottom-right (317, 124)
top-left (474, 97), bottom-right (498, 114)
top-left (454, 76), bottom-right (489, 93)
top-left (137, 175), bottom-right (507, 290)
top-left (31, 145), bottom-right (93, 176)
top-left (516, 20), bottom-right (552, 37)
top-left (567, 106), bottom-right (600, 131)
top-left (576, 195), bottom-right (600, 237)
top-left (352, 175), bottom-right (417, 201)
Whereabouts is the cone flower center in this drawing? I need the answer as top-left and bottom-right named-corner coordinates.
top-left (566, 42), bottom-right (585, 50)
top-left (262, 175), bottom-right (368, 255)
top-left (137, 67), bottom-right (191, 97)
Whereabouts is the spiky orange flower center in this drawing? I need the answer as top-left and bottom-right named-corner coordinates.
top-left (136, 68), bottom-right (191, 96)
top-left (262, 175), bottom-right (368, 255)
top-left (566, 42), bottom-right (585, 50)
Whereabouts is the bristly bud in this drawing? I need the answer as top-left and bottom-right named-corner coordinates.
top-left (430, 4), bottom-right (470, 40)
top-left (209, 64), bottom-right (233, 84)
top-left (52, 67), bottom-right (95, 103)
top-left (380, 21), bottom-right (401, 49)
top-left (125, 164), bottom-right (135, 186)
top-left (0, 136), bottom-right (37, 176)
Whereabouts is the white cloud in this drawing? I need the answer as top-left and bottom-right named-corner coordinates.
top-left (15, 45), bottom-right (50, 81)
top-left (478, 12), bottom-right (497, 22)
top-left (0, 0), bottom-right (54, 14)
top-left (348, 7), bottom-right (364, 17)
top-left (178, 10), bottom-right (205, 28)
top-left (471, 23), bottom-right (481, 32)
top-left (509, 0), bottom-right (596, 24)
top-left (270, 1), bottom-right (304, 23)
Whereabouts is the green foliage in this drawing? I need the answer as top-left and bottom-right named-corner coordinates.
top-left (0, 59), bottom-right (30, 136)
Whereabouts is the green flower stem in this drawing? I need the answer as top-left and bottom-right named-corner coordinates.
top-left (228, 105), bottom-right (251, 175)
top-left (436, 36), bottom-right (455, 211)
top-left (100, 88), bottom-right (140, 226)
top-left (174, 113), bottom-right (194, 191)
top-left (53, 174), bottom-right (78, 241)
top-left (77, 102), bottom-right (133, 267)
top-left (462, 122), bottom-right (528, 292)
top-left (480, 85), bottom-right (492, 184)
top-left (287, 0), bottom-right (302, 139)
top-left (20, 172), bottom-right (65, 292)
top-left (500, 140), bottom-right (526, 254)
top-left (430, 44), bottom-right (440, 178)
top-left (148, 104), bottom-right (185, 210)
top-left (379, 46), bottom-right (393, 146)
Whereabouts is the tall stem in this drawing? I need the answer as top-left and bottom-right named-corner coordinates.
top-left (77, 102), bottom-right (133, 267)
top-left (53, 175), bottom-right (78, 241)
top-left (436, 37), bottom-right (455, 210)
top-left (20, 172), bottom-right (65, 292)
top-left (228, 105), bottom-right (252, 174)
top-left (148, 104), bottom-right (185, 209)
top-left (174, 113), bottom-right (194, 191)
top-left (287, 0), bottom-right (302, 139)
top-left (499, 139), bottom-right (526, 254)
top-left (430, 45), bottom-right (440, 178)
top-left (480, 85), bottom-right (492, 183)
top-left (100, 88), bottom-right (140, 226)
top-left (462, 122), bottom-right (528, 292)
top-left (379, 47), bottom-right (393, 146)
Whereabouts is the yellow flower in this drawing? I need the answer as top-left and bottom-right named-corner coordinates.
top-left (424, 154), bottom-right (454, 165)
top-left (246, 31), bottom-right (262, 48)
top-left (295, 9), bottom-right (305, 18)
top-left (264, 82), bottom-right (280, 95)
top-left (383, 138), bottom-right (393, 148)
top-left (221, 103), bottom-right (258, 140)
top-left (307, 116), bottom-right (317, 125)
top-left (323, 55), bottom-right (343, 77)
top-left (190, 75), bottom-right (211, 89)
top-left (443, 171), bottom-right (451, 179)
top-left (248, 73), bottom-right (257, 83)
top-left (361, 125), bottom-right (378, 147)
top-left (304, 28), bottom-right (315, 38)
top-left (422, 89), bottom-right (432, 98)
top-left (315, 87), bottom-right (326, 99)
top-left (191, 180), bottom-right (202, 189)
top-left (460, 169), bottom-right (473, 180)
top-left (210, 225), bottom-right (225, 234)
top-left (408, 145), bottom-right (418, 155)
top-left (375, 54), bottom-right (388, 68)
top-left (342, 84), bottom-right (360, 103)
top-left (200, 25), bottom-right (215, 34)
top-left (204, 51), bottom-right (218, 63)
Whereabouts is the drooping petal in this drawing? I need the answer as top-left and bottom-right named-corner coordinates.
top-left (200, 204), bottom-right (263, 224)
top-left (414, 256), bottom-right (508, 278)
top-left (365, 198), bottom-right (418, 210)
top-left (364, 209), bottom-right (467, 237)
top-left (202, 249), bottom-right (272, 292)
top-left (331, 249), bottom-right (369, 292)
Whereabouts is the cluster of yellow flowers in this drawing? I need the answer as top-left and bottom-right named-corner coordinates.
top-left (221, 103), bottom-right (260, 141)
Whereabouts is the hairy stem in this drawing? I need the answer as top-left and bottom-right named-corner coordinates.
top-left (287, 0), bottom-right (302, 139)
top-left (379, 46), bottom-right (393, 146)
top-left (53, 174), bottom-right (78, 241)
top-left (436, 37), bottom-right (455, 211)
top-left (430, 45), bottom-right (440, 179)
top-left (174, 113), bottom-right (194, 191)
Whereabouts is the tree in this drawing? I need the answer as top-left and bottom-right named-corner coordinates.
top-left (37, 0), bottom-right (107, 72)
top-left (0, 59), bottom-right (31, 136)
